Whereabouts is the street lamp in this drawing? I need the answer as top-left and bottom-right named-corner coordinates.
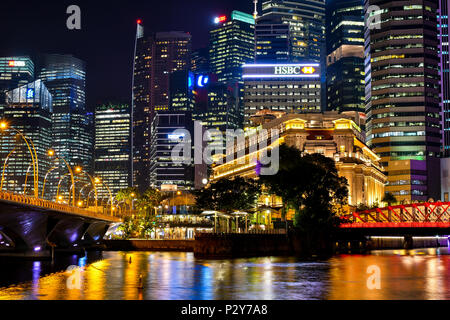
top-left (95, 177), bottom-right (113, 215)
top-left (74, 166), bottom-right (99, 212)
top-left (48, 149), bottom-right (75, 206)
top-left (0, 121), bottom-right (39, 198)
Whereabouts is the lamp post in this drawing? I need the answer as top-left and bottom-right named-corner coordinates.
top-left (74, 166), bottom-right (99, 212)
top-left (41, 165), bottom-right (58, 198)
top-left (0, 146), bottom-right (17, 192)
top-left (95, 177), bottom-right (113, 215)
top-left (48, 149), bottom-right (75, 206)
top-left (0, 122), bottom-right (39, 198)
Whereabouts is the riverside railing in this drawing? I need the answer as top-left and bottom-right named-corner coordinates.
top-left (0, 191), bottom-right (121, 222)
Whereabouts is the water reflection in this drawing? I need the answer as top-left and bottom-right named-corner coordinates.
top-left (1, 249), bottom-right (450, 299)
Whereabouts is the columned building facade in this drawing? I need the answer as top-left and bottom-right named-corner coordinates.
top-left (212, 112), bottom-right (386, 207)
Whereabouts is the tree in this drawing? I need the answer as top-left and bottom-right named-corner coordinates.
top-left (117, 216), bottom-right (135, 239)
top-left (194, 177), bottom-right (261, 214)
top-left (136, 187), bottom-right (166, 215)
top-left (260, 144), bottom-right (348, 234)
top-left (382, 192), bottom-right (397, 207)
top-left (116, 187), bottom-right (139, 213)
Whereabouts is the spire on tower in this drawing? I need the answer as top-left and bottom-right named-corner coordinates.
top-left (253, 0), bottom-right (259, 19)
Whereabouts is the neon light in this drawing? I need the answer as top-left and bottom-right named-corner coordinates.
top-left (168, 133), bottom-right (185, 140)
top-left (214, 15), bottom-right (227, 24)
top-left (301, 66), bottom-right (316, 74)
top-left (137, 19), bottom-right (142, 24)
top-left (243, 74), bottom-right (320, 79)
top-left (26, 88), bottom-right (34, 99)
top-left (8, 60), bottom-right (26, 67)
top-left (243, 63), bottom-right (320, 68)
top-left (197, 75), bottom-right (209, 87)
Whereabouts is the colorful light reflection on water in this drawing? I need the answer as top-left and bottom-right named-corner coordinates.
top-left (1, 248), bottom-right (450, 300)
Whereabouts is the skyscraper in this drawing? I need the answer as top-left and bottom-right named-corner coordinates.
top-left (38, 54), bottom-right (92, 173)
top-left (2, 80), bottom-right (52, 195)
top-left (439, 0), bottom-right (450, 155)
top-left (365, 0), bottom-right (441, 202)
top-left (132, 21), bottom-right (192, 191)
top-left (255, 18), bottom-right (291, 62)
top-left (326, 0), bottom-right (365, 113)
top-left (259, 0), bottom-right (326, 63)
top-left (209, 11), bottom-right (255, 84)
top-left (94, 103), bottom-right (131, 197)
top-left (259, 0), bottom-right (326, 109)
top-left (0, 57), bottom-right (34, 106)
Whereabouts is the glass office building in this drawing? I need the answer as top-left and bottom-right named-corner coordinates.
top-left (365, 0), bottom-right (441, 202)
top-left (439, 0), bottom-right (450, 156)
top-left (0, 57), bottom-right (34, 107)
top-left (326, 0), bottom-right (365, 113)
top-left (94, 104), bottom-right (131, 198)
top-left (132, 22), bottom-right (192, 191)
top-left (2, 80), bottom-right (52, 196)
top-left (38, 54), bottom-right (92, 169)
top-left (259, 0), bottom-right (326, 63)
top-left (209, 11), bottom-right (255, 84)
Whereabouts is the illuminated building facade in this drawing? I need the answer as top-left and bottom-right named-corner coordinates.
top-left (364, 0), bottom-right (442, 202)
top-left (260, 0), bottom-right (326, 63)
top-left (212, 112), bottom-right (386, 207)
top-left (38, 54), bottom-right (92, 172)
top-left (2, 80), bottom-right (52, 195)
top-left (0, 57), bottom-right (34, 106)
top-left (153, 111), bottom-right (205, 190)
top-left (243, 63), bottom-right (322, 125)
top-left (326, 0), bottom-right (365, 113)
top-left (209, 11), bottom-right (255, 84)
top-left (440, 0), bottom-right (450, 155)
top-left (132, 22), bottom-right (192, 191)
top-left (191, 48), bottom-right (210, 74)
top-left (94, 104), bottom-right (131, 197)
top-left (255, 17), bottom-right (291, 62)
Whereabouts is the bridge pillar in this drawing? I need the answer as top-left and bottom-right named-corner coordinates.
top-left (403, 235), bottom-right (413, 249)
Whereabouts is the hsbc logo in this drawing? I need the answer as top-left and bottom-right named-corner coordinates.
top-left (274, 65), bottom-right (316, 75)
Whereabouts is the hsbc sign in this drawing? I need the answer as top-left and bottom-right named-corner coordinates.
top-left (243, 63), bottom-right (320, 79)
top-left (274, 66), bottom-right (316, 75)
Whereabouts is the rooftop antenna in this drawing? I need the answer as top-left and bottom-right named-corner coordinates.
top-left (253, 0), bottom-right (259, 19)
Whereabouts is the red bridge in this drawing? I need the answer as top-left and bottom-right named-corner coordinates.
top-left (339, 201), bottom-right (450, 237)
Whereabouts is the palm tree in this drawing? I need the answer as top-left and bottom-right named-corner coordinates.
top-left (382, 192), bottom-right (397, 207)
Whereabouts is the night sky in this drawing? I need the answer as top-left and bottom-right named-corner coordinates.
top-left (0, 0), bottom-right (252, 107)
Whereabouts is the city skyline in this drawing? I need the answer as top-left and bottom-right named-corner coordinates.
top-left (0, 0), bottom-right (252, 106)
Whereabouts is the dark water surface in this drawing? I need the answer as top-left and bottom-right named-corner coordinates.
top-left (1, 248), bottom-right (450, 300)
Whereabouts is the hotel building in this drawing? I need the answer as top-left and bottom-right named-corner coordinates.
top-left (212, 112), bottom-right (386, 207)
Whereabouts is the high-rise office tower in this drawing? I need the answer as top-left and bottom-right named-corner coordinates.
top-left (259, 0), bottom-right (326, 109)
top-left (38, 54), bottom-right (92, 171)
top-left (94, 103), bottom-right (131, 198)
top-left (2, 80), bottom-right (52, 195)
top-left (132, 21), bottom-right (192, 191)
top-left (209, 11), bottom-right (255, 84)
top-left (439, 0), bottom-right (450, 155)
top-left (255, 18), bottom-right (291, 62)
top-left (326, 0), bottom-right (365, 113)
top-left (259, 0), bottom-right (326, 63)
top-left (243, 63), bottom-right (322, 124)
top-left (365, 0), bottom-right (441, 202)
top-left (0, 57), bottom-right (34, 106)
top-left (191, 48), bottom-right (210, 73)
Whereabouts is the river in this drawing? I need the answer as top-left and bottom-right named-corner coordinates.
top-left (0, 248), bottom-right (450, 300)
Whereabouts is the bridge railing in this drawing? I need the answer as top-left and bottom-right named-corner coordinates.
top-left (0, 191), bottom-right (121, 222)
top-left (341, 201), bottom-right (450, 224)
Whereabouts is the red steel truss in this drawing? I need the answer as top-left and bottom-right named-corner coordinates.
top-left (340, 201), bottom-right (450, 228)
